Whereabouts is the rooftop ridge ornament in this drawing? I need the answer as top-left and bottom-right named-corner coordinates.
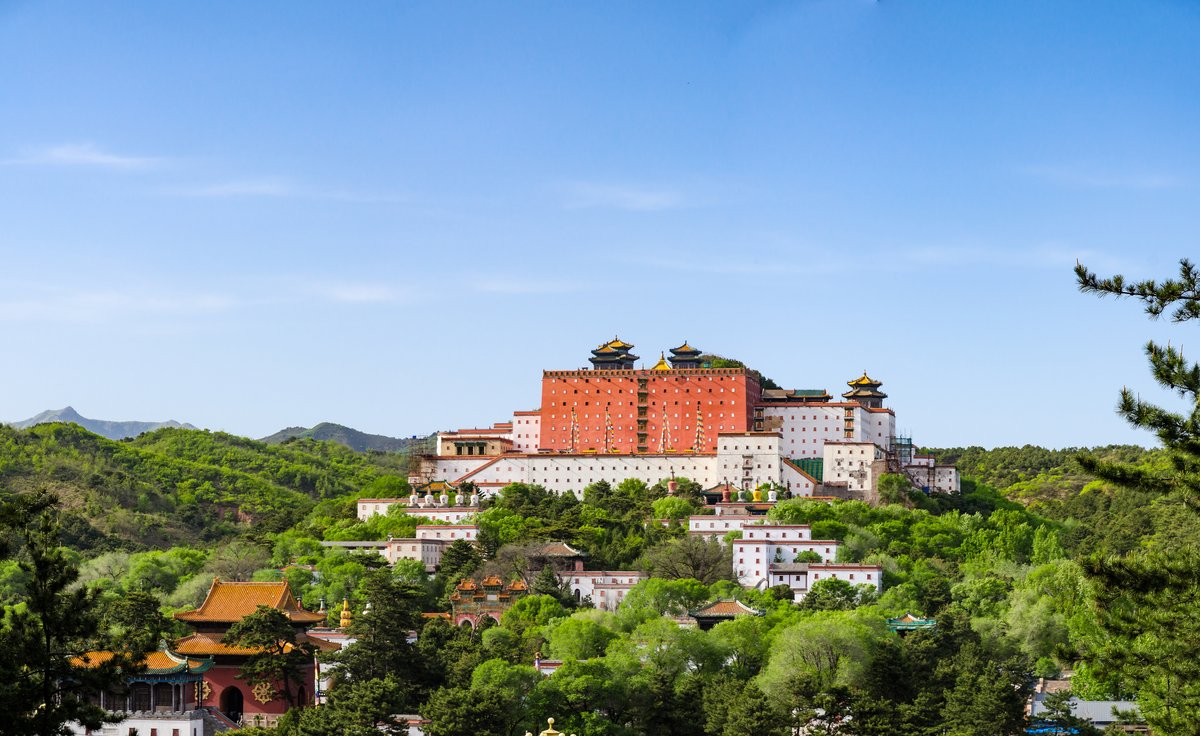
top-left (525, 717), bottom-right (577, 736)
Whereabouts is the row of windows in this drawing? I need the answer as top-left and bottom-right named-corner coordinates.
top-left (549, 386), bottom-right (738, 394)
top-left (549, 399), bottom-right (737, 408)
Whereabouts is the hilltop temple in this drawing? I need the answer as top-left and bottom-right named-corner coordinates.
top-left (401, 338), bottom-right (958, 500)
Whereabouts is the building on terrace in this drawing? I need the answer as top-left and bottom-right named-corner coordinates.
top-left (732, 523), bottom-right (883, 600)
top-left (450, 576), bottom-right (529, 628)
top-left (403, 338), bottom-right (957, 500)
top-left (172, 579), bottom-right (337, 727)
top-left (68, 650), bottom-right (214, 736)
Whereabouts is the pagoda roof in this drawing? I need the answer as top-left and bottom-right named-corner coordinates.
top-left (847, 372), bottom-right (882, 387)
top-left (651, 353), bottom-right (672, 371)
top-left (842, 387), bottom-right (888, 399)
top-left (886, 613), bottom-right (937, 632)
top-left (604, 337), bottom-right (634, 350)
top-left (592, 345), bottom-right (620, 355)
top-left (669, 341), bottom-right (701, 355)
top-left (689, 599), bottom-right (764, 619)
top-left (174, 579), bottom-right (326, 625)
top-left (174, 631), bottom-right (339, 657)
top-left (537, 541), bottom-right (584, 557)
top-left (71, 649), bottom-right (214, 675)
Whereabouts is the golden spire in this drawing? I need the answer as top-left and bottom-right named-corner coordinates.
top-left (340, 598), bottom-right (352, 629)
top-left (651, 352), bottom-right (671, 371)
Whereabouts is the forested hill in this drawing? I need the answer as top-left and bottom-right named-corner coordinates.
top-left (259, 422), bottom-right (423, 453)
top-left (925, 444), bottom-right (1152, 491)
top-left (0, 424), bottom-right (410, 552)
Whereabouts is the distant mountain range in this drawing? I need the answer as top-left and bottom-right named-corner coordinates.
top-left (7, 406), bottom-right (197, 440)
top-left (259, 422), bottom-right (424, 453)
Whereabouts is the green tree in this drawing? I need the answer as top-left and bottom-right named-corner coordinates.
top-left (640, 536), bottom-right (732, 585)
top-left (224, 604), bottom-right (317, 708)
top-left (331, 569), bottom-right (425, 707)
top-left (0, 493), bottom-right (148, 736)
top-left (1074, 259), bottom-right (1200, 733)
top-left (530, 565), bottom-right (577, 609)
top-left (798, 578), bottom-right (876, 611)
top-left (1033, 689), bottom-right (1102, 736)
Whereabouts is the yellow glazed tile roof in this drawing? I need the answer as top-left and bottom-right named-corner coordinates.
top-left (174, 579), bottom-right (326, 624)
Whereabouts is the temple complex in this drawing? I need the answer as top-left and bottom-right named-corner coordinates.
top-left (401, 337), bottom-right (958, 499)
top-left (450, 576), bottom-right (529, 628)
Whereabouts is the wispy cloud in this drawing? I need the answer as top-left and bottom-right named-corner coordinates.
top-left (1020, 165), bottom-right (1185, 190)
top-left (469, 277), bottom-right (584, 295)
top-left (562, 182), bottom-right (685, 212)
top-left (2, 143), bottom-right (161, 170)
top-left (0, 290), bottom-right (236, 324)
top-left (177, 177), bottom-right (297, 198)
top-left (171, 177), bottom-right (408, 203)
top-left (307, 281), bottom-right (404, 303)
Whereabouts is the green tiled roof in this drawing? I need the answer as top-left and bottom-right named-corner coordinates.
top-left (794, 457), bottom-right (823, 481)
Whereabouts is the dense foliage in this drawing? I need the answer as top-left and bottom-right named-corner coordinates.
top-left (0, 415), bottom-right (1186, 734)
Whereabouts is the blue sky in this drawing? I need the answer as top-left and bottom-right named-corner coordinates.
top-left (1, 0), bottom-right (1198, 448)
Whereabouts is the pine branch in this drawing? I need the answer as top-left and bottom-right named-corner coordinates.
top-left (1076, 259), bottom-right (1200, 322)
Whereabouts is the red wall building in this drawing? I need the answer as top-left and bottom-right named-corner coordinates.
top-left (539, 340), bottom-right (760, 454)
top-left (173, 579), bottom-right (335, 727)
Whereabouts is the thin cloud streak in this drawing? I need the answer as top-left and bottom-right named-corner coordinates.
top-left (171, 178), bottom-right (409, 203)
top-left (2, 143), bottom-right (162, 170)
top-left (563, 182), bottom-right (685, 212)
top-left (469, 277), bottom-right (584, 295)
top-left (307, 281), bottom-right (405, 303)
top-left (0, 291), bottom-right (236, 324)
top-left (1020, 164), bottom-right (1185, 190)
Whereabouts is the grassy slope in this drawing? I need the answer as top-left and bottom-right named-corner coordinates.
top-left (0, 424), bottom-right (409, 552)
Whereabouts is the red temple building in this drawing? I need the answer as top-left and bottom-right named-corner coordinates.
top-left (172, 579), bottom-right (336, 727)
top-left (540, 338), bottom-right (760, 454)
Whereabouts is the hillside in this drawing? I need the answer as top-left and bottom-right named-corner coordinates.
top-left (260, 421), bottom-right (423, 453)
top-left (8, 406), bottom-right (197, 439)
top-left (0, 424), bottom-right (411, 552)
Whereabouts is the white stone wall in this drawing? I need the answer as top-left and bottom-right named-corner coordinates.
top-left (823, 442), bottom-right (883, 493)
top-left (715, 434), bottom-right (785, 489)
top-left (803, 564), bottom-right (883, 592)
top-left (512, 413), bottom-right (541, 453)
top-left (687, 514), bottom-right (757, 540)
top-left (384, 538), bottom-right (448, 571)
top-left (764, 563), bottom-right (883, 599)
top-left (70, 712), bottom-right (207, 736)
top-left (763, 405), bottom-right (896, 459)
top-left (762, 404), bottom-right (846, 458)
top-left (562, 571), bottom-right (647, 610)
top-left (356, 502), bottom-right (479, 523)
top-left (933, 465), bottom-right (960, 494)
top-left (733, 536), bottom-right (842, 586)
top-left (415, 525), bottom-right (478, 542)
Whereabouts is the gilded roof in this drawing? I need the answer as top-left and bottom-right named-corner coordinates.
top-left (670, 341), bottom-right (699, 354)
top-left (651, 353), bottom-right (672, 371)
top-left (606, 337), bottom-right (634, 349)
top-left (847, 372), bottom-right (881, 387)
top-left (174, 631), bottom-right (338, 657)
top-left (174, 579), bottom-right (326, 624)
top-left (70, 649), bottom-right (213, 674)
